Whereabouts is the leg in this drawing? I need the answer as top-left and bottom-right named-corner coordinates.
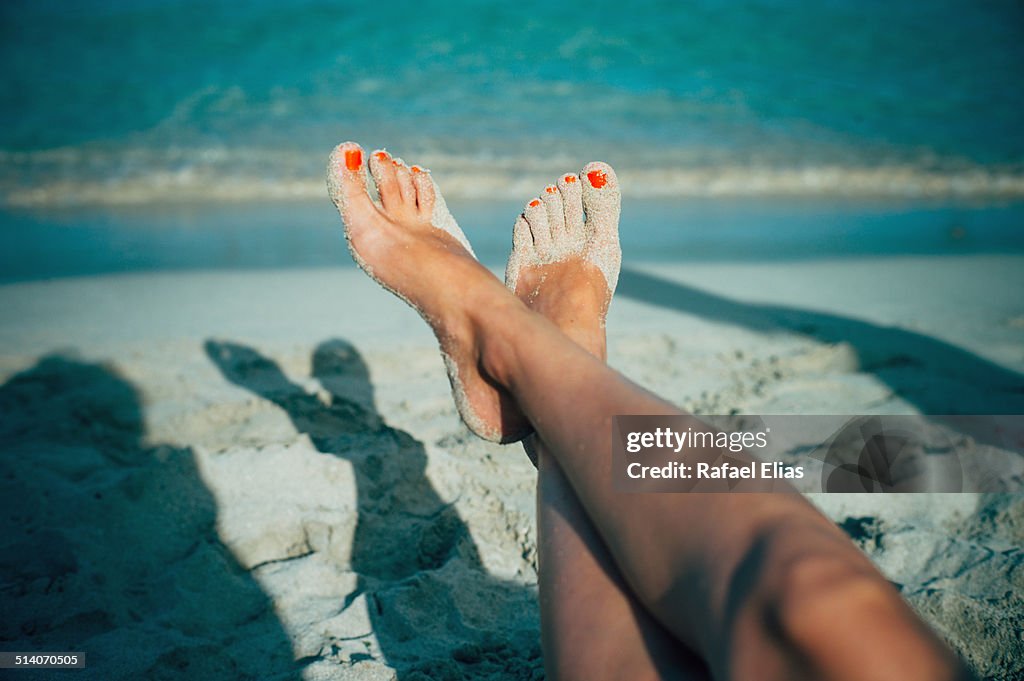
top-left (510, 173), bottom-right (708, 680)
top-left (490, 253), bottom-right (970, 681)
top-left (328, 143), bottom-right (970, 681)
top-left (536, 444), bottom-right (707, 681)
top-left (327, 145), bottom-right (532, 442)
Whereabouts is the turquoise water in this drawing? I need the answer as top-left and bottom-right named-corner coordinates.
top-left (2, 199), bottom-right (1022, 282)
top-left (2, 0), bottom-right (1023, 205)
top-left (1, 1), bottom-right (1022, 279)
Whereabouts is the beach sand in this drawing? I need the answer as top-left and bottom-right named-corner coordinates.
top-left (1, 255), bottom-right (1022, 680)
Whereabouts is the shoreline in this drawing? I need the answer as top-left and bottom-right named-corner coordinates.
top-left (2, 196), bottom-right (1023, 284)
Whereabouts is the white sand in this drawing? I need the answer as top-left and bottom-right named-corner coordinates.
top-left (1, 255), bottom-right (1022, 680)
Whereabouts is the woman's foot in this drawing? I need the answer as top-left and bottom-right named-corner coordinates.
top-left (505, 163), bottom-right (622, 359)
top-left (325, 144), bottom-right (621, 445)
top-left (326, 141), bottom-right (531, 442)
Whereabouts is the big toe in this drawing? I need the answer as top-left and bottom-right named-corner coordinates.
top-left (327, 141), bottom-right (375, 219)
top-left (579, 161), bottom-right (622, 289)
top-left (580, 161), bottom-right (620, 227)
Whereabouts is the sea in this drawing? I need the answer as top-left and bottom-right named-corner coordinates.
top-left (1, 0), bottom-right (1022, 280)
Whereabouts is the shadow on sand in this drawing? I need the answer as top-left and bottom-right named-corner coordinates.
top-left (0, 355), bottom-right (300, 680)
top-left (619, 267), bottom-right (1024, 448)
top-left (204, 338), bottom-right (541, 680)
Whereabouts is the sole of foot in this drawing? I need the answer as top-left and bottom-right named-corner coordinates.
top-left (326, 141), bottom-right (532, 443)
top-left (505, 162), bottom-right (622, 360)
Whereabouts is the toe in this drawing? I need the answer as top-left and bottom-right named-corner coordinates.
top-left (512, 213), bottom-right (535, 255)
top-left (369, 149), bottom-right (403, 211)
top-left (392, 158), bottom-right (417, 205)
top-left (556, 172), bottom-right (585, 251)
top-left (327, 142), bottom-right (376, 217)
top-left (581, 161), bottom-right (619, 195)
top-left (579, 161), bottom-right (622, 291)
top-left (540, 184), bottom-right (567, 247)
top-left (580, 161), bottom-right (621, 238)
top-left (506, 214), bottom-right (536, 293)
top-left (523, 197), bottom-right (553, 257)
top-left (410, 165), bottom-right (435, 220)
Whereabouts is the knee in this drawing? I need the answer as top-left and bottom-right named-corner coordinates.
top-left (764, 555), bottom-right (966, 681)
top-left (769, 553), bottom-right (892, 643)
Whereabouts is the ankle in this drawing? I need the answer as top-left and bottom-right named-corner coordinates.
top-left (561, 324), bottom-right (606, 361)
top-left (474, 295), bottom-right (531, 391)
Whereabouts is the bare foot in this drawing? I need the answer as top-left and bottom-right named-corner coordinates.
top-left (326, 142), bottom-right (531, 442)
top-left (505, 162), bottom-right (622, 359)
top-left (504, 162), bottom-right (621, 467)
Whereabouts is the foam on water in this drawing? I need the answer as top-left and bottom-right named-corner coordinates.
top-left (4, 149), bottom-right (1023, 207)
top-left (2, 0), bottom-right (1022, 208)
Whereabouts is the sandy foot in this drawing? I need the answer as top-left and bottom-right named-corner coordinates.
top-left (327, 141), bottom-right (531, 443)
top-left (505, 162), bottom-right (622, 357)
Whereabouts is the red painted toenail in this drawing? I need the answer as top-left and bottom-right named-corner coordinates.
top-left (545, 185), bottom-right (557, 194)
top-left (528, 199), bottom-right (541, 208)
top-left (392, 159), bottom-right (402, 167)
top-left (344, 149), bottom-right (362, 171)
top-left (564, 174), bottom-right (577, 184)
top-left (411, 165), bottom-right (423, 174)
top-left (587, 169), bottom-right (608, 188)
top-left (374, 151), bottom-right (389, 161)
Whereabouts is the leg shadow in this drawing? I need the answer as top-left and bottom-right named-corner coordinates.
top-left (205, 338), bottom-right (542, 679)
top-left (0, 355), bottom-right (299, 680)
top-left (619, 267), bottom-right (1024, 448)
